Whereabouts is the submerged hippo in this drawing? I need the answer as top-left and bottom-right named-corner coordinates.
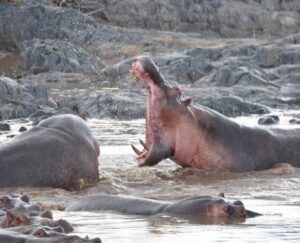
top-left (130, 56), bottom-right (300, 171)
top-left (0, 229), bottom-right (102, 243)
top-left (0, 114), bottom-right (100, 190)
top-left (0, 194), bottom-right (31, 210)
top-left (66, 194), bottom-right (260, 220)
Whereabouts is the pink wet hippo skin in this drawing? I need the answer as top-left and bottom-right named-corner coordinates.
top-left (130, 56), bottom-right (300, 171)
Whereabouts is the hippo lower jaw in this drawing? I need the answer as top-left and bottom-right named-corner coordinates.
top-left (131, 139), bottom-right (174, 167)
top-left (130, 57), bottom-right (177, 167)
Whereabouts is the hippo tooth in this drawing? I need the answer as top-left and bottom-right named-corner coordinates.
top-left (131, 144), bottom-right (142, 155)
top-left (136, 149), bottom-right (148, 160)
top-left (139, 139), bottom-right (148, 150)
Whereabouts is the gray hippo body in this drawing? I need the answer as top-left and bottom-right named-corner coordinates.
top-left (66, 194), bottom-right (260, 219)
top-left (130, 56), bottom-right (300, 171)
top-left (0, 114), bottom-right (100, 190)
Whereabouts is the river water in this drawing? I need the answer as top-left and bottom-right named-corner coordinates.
top-left (1, 112), bottom-right (300, 242)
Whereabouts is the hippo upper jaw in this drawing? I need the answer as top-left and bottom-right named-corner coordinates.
top-left (245, 210), bottom-right (262, 218)
top-left (130, 59), bottom-right (154, 89)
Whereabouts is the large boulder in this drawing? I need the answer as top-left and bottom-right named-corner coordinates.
top-left (56, 89), bottom-right (146, 119)
top-left (20, 38), bottom-right (103, 75)
top-left (99, 0), bottom-right (300, 38)
top-left (0, 2), bottom-right (97, 50)
top-left (0, 77), bottom-right (50, 120)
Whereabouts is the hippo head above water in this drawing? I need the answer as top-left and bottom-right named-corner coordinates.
top-left (130, 56), bottom-right (196, 167)
top-left (130, 55), bottom-right (300, 171)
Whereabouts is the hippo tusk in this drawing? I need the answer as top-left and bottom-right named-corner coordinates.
top-left (139, 139), bottom-right (148, 150)
top-left (137, 149), bottom-right (148, 160)
top-left (131, 144), bottom-right (143, 155)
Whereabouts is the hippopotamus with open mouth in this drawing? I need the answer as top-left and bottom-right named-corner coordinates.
top-left (130, 56), bottom-right (300, 171)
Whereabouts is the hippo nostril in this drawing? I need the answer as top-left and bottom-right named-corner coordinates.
top-left (240, 209), bottom-right (246, 216)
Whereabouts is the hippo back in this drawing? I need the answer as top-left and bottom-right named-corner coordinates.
top-left (0, 114), bottom-right (99, 190)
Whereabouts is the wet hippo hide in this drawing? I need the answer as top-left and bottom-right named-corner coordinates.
top-left (0, 114), bottom-right (100, 190)
top-left (66, 194), bottom-right (260, 219)
top-left (130, 56), bottom-right (300, 171)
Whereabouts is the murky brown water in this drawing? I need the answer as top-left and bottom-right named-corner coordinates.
top-left (1, 112), bottom-right (300, 242)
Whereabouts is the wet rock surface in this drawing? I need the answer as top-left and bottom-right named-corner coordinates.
top-left (0, 0), bottom-right (299, 121)
top-left (20, 38), bottom-right (103, 75)
top-left (95, 0), bottom-right (300, 38)
top-left (0, 77), bottom-right (51, 120)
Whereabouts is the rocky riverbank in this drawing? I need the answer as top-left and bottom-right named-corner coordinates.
top-left (0, 0), bottom-right (300, 123)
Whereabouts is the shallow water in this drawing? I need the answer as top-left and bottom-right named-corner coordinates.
top-left (1, 112), bottom-right (300, 242)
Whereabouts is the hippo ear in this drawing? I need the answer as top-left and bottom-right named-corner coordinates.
top-left (181, 98), bottom-right (192, 107)
top-left (6, 210), bottom-right (14, 222)
top-left (16, 213), bottom-right (28, 224)
top-left (0, 195), bottom-right (11, 204)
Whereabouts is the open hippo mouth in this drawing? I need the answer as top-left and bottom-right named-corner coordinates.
top-left (130, 56), bottom-right (171, 166)
top-left (130, 56), bottom-right (192, 167)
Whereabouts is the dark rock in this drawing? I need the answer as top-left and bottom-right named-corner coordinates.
top-left (205, 61), bottom-right (274, 87)
top-left (226, 45), bottom-right (259, 58)
top-left (0, 77), bottom-right (51, 120)
top-left (278, 32), bottom-right (300, 44)
top-left (98, 0), bottom-right (300, 38)
top-left (19, 72), bottom-right (93, 91)
top-left (258, 115), bottom-right (280, 125)
top-left (196, 96), bottom-right (271, 117)
top-left (289, 118), bottom-right (300, 124)
top-left (255, 45), bottom-right (300, 68)
top-left (181, 46), bottom-right (223, 61)
top-left (31, 115), bottom-right (51, 126)
top-left (0, 123), bottom-right (10, 131)
top-left (285, 97), bottom-right (300, 106)
top-left (98, 58), bottom-right (133, 87)
top-left (54, 107), bottom-right (75, 115)
top-left (56, 89), bottom-right (146, 119)
top-left (0, 102), bottom-right (38, 121)
top-left (20, 38), bottom-right (103, 75)
top-left (19, 126), bottom-right (27, 132)
top-left (157, 53), bottom-right (213, 84)
top-left (22, 82), bottom-right (49, 104)
top-left (28, 110), bottom-right (53, 120)
top-left (0, 3), bottom-right (97, 50)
